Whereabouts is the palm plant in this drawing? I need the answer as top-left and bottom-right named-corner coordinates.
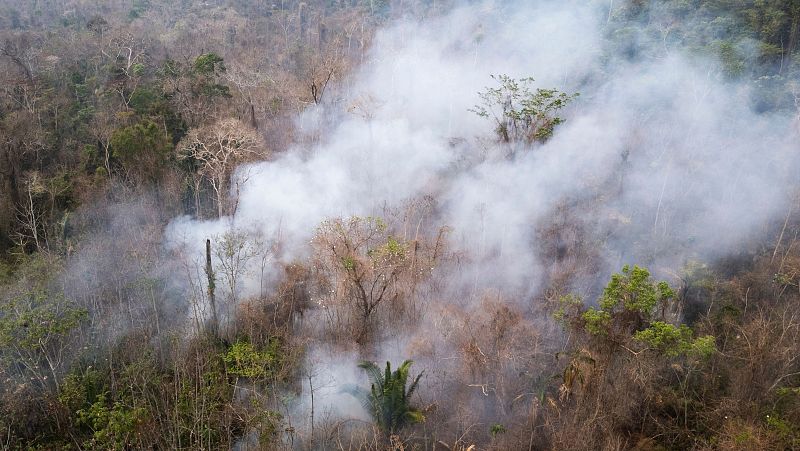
top-left (357, 360), bottom-right (425, 435)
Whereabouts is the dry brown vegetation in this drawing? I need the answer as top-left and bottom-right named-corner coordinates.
top-left (0, 0), bottom-right (799, 450)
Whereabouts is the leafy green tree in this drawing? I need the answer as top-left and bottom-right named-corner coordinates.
top-left (582, 265), bottom-right (675, 339)
top-left (77, 393), bottom-right (147, 450)
top-left (58, 367), bottom-right (105, 415)
top-left (193, 53), bottom-right (227, 77)
top-left (471, 74), bottom-right (578, 146)
top-left (222, 339), bottom-right (281, 380)
top-left (357, 360), bottom-right (424, 436)
top-left (191, 53), bottom-right (231, 102)
top-left (577, 264), bottom-right (715, 357)
top-left (0, 289), bottom-right (87, 392)
top-left (634, 321), bottom-right (716, 358)
top-left (110, 118), bottom-right (173, 183)
top-left (160, 54), bottom-right (232, 127)
top-left (555, 266), bottom-right (718, 447)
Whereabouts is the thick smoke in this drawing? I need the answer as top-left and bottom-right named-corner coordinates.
top-left (166, 0), bottom-right (799, 428)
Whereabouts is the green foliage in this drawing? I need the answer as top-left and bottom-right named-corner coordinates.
top-left (222, 339), bottom-right (281, 379)
top-left (174, 348), bottom-right (233, 447)
top-left (577, 265), bottom-right (715, 360)
top-left (690, 335), bottom-right (717, 358)
top-left (582, 265), bottom-right (675, 337)
top-left (599, 265), bottom-right (675, 313)
top-left (582, 308), bottom-right (612, 336)
top-left (161, 59), bottom-right (181, 78)
top-left (634, 321), bottom-right (715, 357)
top-left (58, 367), bottom-right (104, 414)
top-left (130, 63), bottom-right (145, 77)
top-left (45, 170), bottom-right (76, 210)
top-left (773, 272), bottom-right (796, 286)
top-left (77, 394), bottom-right (146, 450)
top-left (341, 255), bottom-right (356, 270)
top-left (765, 413), bottom-right (800, 447)
top-left (733, 429), bottom-right (755, 445)
top-left (490, 423), bottom-right (507, 436)
top-left (368, 235), bottom-right (407, 260)
top-left (128, 87), bottom-right (161, 114)
top-left (716, 40), bottom-right (746, 77)
top-left (614, 0), bottom-right (800, 83)
top-left (0, 292), bottom-right (87, 353)
top-left (110, 118), bottom-right (169, 161)
top-left (82, 144), bottom-right (99, 169)
top-left (471, 74), bottom-right (578, 145)
top-left (109, 118), bottom-right (173, 180)
top-left (357, 360), bottom-right (425, 435)
top-left (193, 53), bottom-right (226, 76)
top-left (199, 82), bottom-right (231, 98)
top-left (172, 53), bottom-right (233, 103)
top-left (776, 387), bottom-right (800, 397)
top-left (553, 294), bottom-right (583, 325)
top-left (682, 260), bottom-right (716, 291)
top-left (383, 236), bottom-right (405, 258)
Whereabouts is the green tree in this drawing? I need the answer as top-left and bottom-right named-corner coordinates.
top-left (192, 54), bottom-right (231, 103)
top-left (222, 339), bottom-right (281, 380)
top-left (193, 53), bottom-right (227, 77)
top-left (577, 265), bottom-right (715, 358)
top-left (0, 289), bottom-right (87, 393)
top-left (77, 393), bottom-right (147, 450)
top-left (110, 118), bottom-right (173, 183)
top-left (471, 74), bottom-right (578, 146)
top-left (582, 265), bottom-right (675, 339)
top-left (160, 54), bottom-right (232, 127)
top-left (357, 360), bottom-right (424, 436)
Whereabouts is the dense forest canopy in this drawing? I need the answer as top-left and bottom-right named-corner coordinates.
top-left (0, 0), bottom-right (799, 449)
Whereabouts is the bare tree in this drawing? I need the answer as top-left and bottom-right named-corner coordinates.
top-left (224, 64), bottom-right (274, 129)
top-left (312, 216), bottom-right (442, 346)
top-left (12, 172), bottom-right (46, 253)
top-left (178, 118), bottom-right (267, 218)
top-left (305, 38), bottom-right (344, 105)
top-left (101, 30), bottom-right (148, 110)
top-left (0, 34), bottom-right (38, 85)
top-left (89, 110), bottom-right (119, 178)
top-left (213, 227), bottom-right (270, 333)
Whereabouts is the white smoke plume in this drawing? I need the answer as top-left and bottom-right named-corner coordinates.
top-left (166, 0), bottom-right (799, 426)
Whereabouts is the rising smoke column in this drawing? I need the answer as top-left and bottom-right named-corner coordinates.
top-left (168, 0), bottom-right (796, 302)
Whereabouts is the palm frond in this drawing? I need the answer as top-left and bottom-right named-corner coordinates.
top-left (407, 371), bottom-right (423, 399)
top-left (355, 359), bottom-right (425, 435)
top-left (358, 360), bottom-right (385, 389)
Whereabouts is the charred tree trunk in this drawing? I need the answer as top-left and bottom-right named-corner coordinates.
top-left (249, 103), bottom-right (257, 129)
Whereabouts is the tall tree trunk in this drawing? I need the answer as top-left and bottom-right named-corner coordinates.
top-left (206, 239), bottom-right (219, 337)
top-left (783, 15), bottom-right (800, 73)
top-left (214, 178), bottom-right (226, 218)
top-left (249, 103), bottom-right (257, 129)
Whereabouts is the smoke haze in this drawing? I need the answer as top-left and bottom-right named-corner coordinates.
top-left (165, 0), bottom-right (799, 427)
